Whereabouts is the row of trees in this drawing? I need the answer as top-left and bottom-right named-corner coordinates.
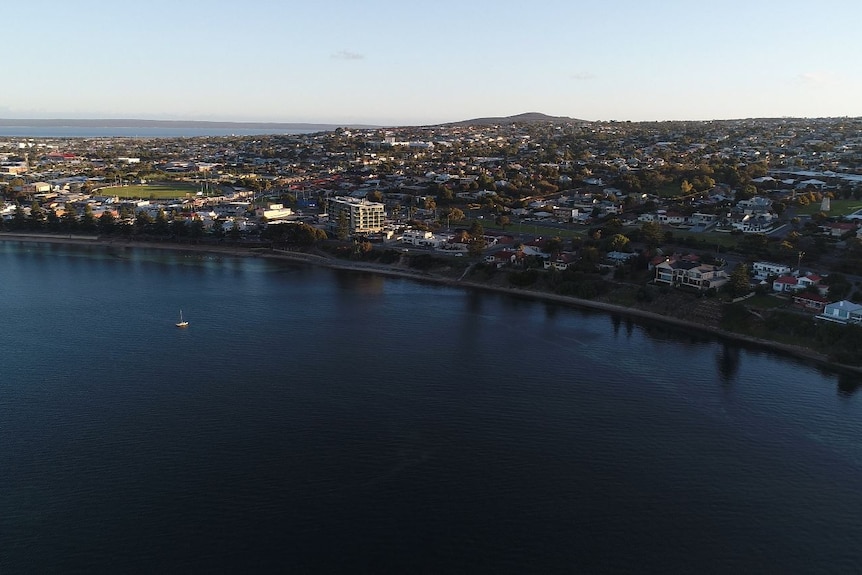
top-left (0, 202), bottom-right (244, 240)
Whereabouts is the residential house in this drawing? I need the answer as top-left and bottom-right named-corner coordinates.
top-left (606, 251), bottom-right (638, 266)
top-left (544, 253), bottom-right (577, 271)
top-left (752, 261), bottom-right (791, 280)
top-left (818, 300), bottom-right (862, 324)
top-left (792, 293), bottom-right (830, 313)
top-left (822, 221), bottom-right (857, 238)
top-left (773, 275), bottom-right (802, 293)
top-left (737, 196), bottom-right (772, 214)
top-left (772, 272), bottom-right (823, 294)
top-left (654, 260), bottom-right (728, 291)
top-left (485, 249), bottom-right (525, 268)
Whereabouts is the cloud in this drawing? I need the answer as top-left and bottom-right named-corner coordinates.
top-left (570, 72), bottom-right (597, 81)
top-left (332, 50), bottom-right (365, 61)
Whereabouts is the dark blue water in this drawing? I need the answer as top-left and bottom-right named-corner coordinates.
top-left (2, 241), bottom-right (861, 574)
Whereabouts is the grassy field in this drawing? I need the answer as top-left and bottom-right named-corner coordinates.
top-left (98, 183), bottom-right (201, 199)
top-left (794, 198), bottom-right (862, 217)
top-left (484, 220), bottom-right (586, 239)
top-left (668, 229), bottom-right (741, 249)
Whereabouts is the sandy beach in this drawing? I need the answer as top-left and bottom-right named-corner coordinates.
top-left (1, 231), bottom-right (853, 374)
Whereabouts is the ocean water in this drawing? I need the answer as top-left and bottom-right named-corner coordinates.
top-left (1, 241), bottom-right (861, 573)
top-left (0, 126), bottom-right (319, 138)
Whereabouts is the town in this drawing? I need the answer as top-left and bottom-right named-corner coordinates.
top-left (3, 114), bottom-right (862, 365)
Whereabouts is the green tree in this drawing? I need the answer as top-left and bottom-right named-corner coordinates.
top-left (444, 207), bottom-right (465, 223)
top-left (98, 210), bottom-right (116, 235)
top-left (469, 219), bottom-right (484, 239)
top-left (80, 204), bottom-right (97, 232)
top-left (640, 221), bottom-right (663, 248)
top-left (61, 203), bottom-right (78, 231)
top-left (189, 217), bottom-right (205, 239)
top-left (468, 236), bottom-right (486, 256)
top-left (46, 208), bottom-right (60, 231)
top-left (11, 205), bottom-right (27, 230)
top-left (545, 236), bottom-right (564, 254)
top-left (27, 201), bottom-right (46, 230)
top-left (154, 208), bottom-right (169, 235)
top-left (211, 219), bottom-right (225, 238)
top-left (135, 210), bottom-right (154, 234)
top-left (728, 263), bottom-right (752, 297)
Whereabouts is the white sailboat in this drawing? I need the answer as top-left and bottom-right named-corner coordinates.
top-left (176, 309), bottom-right (189, 328)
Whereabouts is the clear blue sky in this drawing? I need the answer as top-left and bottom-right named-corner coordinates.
top-left (5, 0), bottom-right (860, 125)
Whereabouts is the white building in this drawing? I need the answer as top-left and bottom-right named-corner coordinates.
top-left (752, 261), bottom-right (791, 280)
top-left (256, 203), bottom-right (293, 221)
top-left (327, 197), bottom-right (386, 235)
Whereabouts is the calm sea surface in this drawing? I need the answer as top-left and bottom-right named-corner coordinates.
top-left (2, 242), bottom-right (862, 574)
top-left (0, 127), bottom-right (319, 138)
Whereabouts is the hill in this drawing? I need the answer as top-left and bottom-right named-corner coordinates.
top-left (445, 112), bottom-right (587, 127)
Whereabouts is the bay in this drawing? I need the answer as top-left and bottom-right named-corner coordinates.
top-left (0, 127), bottom-right (319, 138)
top-left (1, 241), bottom-right (861, 574)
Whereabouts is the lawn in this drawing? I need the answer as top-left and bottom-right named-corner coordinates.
top-left (666, 229), bottom-right (741, 249)
top-left (484, 220), bottom-right (586, 239)
top-left (794, 198), bottom-right (862, 217)
top-left (745, 294), bottom-right (789, 309)
top-left (98, 183), bottom-right (201, 199)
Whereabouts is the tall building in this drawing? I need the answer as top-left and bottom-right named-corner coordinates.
top-left (327, 197), bottom-right (386, 235)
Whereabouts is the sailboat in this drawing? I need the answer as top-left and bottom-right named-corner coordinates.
top-left (176, 309), bottom-right (189, 328)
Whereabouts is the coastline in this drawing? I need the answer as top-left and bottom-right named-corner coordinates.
top-left (2, 232), bottom-right (856, 375)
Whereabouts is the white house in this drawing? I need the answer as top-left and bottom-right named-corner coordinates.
top-left (818, 300), bottom-right (862, 324)
top-left (752, 261), bottom-right (791, 280)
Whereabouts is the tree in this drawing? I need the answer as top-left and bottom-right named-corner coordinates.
top-left (80, 204), bottom-right (97, 232)
top-left (27, 201), bottom-right (46, 230)
top-left (545, 236), bottom-right (564, 255)
top-left (336, 211), bottom-right (350, 241)
top-left (211, 219), bottom-right (225, 238)
top-left (228, 220), bottom-right (242, 240)
top-left (469, 219), bottom-right (484, 239)
top-left (11, 205), bottom-right (26, 230)
top-left (641, 221), bottom-right (663, 248)
top-left (680, 179), bottom-right (694, 194)
top-left (97, 210), bottom-right (116, 235)
top-left (189, 217), bottom-right (205, 239)
top-left (61, 203), bottom-right (79, 231)
top-left (154, 208), bottom-right (169, 235)
top-left (366, 190), bottom-right (383, 203)
top-left (135, 210), bottom-right (154, 234)
top-left (468, 236), bottom-right (486, 257)
top-left (609, 233), bottom-right (630, 252)
top-left (728, 263), bottom-right (752, 297)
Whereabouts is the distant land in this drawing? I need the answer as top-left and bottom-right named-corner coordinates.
top-left (0, 118), bottom-right (380, 131)
top-left (444, 112), bottom-right (586, 127)
top-left (0, 113), bottom-right (582, 132)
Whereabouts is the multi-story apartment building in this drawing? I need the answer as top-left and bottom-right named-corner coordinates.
top-left (327, 197), bottom-right (386, 235)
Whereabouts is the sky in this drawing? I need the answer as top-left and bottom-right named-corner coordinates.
top-left (3, 0), bottom-right (861, 126)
